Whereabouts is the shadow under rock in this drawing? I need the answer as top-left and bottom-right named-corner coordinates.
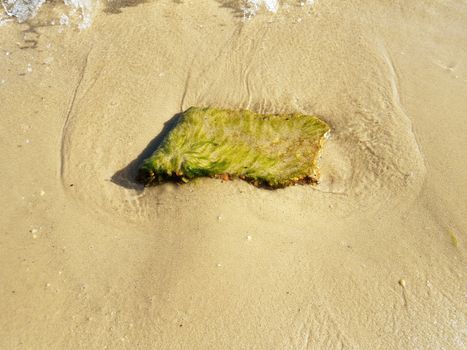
top-left (111, 113), bottom-right (182, 189)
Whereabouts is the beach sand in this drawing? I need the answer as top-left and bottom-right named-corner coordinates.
top-left (0, 0), bottom-right (466, 348)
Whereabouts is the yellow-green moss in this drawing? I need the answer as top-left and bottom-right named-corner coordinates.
top-left (138, 107), bottom-right (330, 188)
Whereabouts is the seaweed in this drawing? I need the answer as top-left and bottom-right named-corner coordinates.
top-left (137, 107), bottom-right (330, 188)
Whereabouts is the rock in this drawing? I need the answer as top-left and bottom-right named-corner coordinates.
top-left (137, 107), bottom-right (330, 189)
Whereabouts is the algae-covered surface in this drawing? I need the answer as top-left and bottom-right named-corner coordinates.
top-left (137, 107), bottom-right (330, 188)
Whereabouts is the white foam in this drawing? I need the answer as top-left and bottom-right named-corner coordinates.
top-left (2, 0), bottom-right (46, 22)
top-left (242, 0), bottom-right (315, 19)
top-left (1, 0), bottom-right (315, 29)
top-left (63, 0), bottom-right (93, 29)
top-left (1, 0), bottom-right (93, 29)
top-left (256, 0), bottom-right (279, 13)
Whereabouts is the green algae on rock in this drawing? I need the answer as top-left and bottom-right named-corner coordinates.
top-left (137, 107), bottom-right (330, 188)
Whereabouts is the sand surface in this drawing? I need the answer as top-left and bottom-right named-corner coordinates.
top-left (1, 0), bottom-right (466, 348)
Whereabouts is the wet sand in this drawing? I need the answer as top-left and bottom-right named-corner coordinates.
top-left (1, 0), bottom-right (466, 348)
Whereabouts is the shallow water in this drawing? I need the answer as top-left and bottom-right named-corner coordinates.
top-left (1, 0), bottom-right (316, 28)
top-left (57, 1), bottom-right (425, 225)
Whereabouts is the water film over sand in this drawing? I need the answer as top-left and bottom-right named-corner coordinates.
top-left (0, 1), bottom-right (466, 349)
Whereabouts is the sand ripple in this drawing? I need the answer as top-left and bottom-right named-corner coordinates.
top-left (60, 4), bottom-right (425, 225)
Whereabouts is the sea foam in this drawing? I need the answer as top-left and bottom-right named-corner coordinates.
top-left (1, 0), bottom-right (92, 28)
top-left (1, 0), bottom-right (315, 28)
